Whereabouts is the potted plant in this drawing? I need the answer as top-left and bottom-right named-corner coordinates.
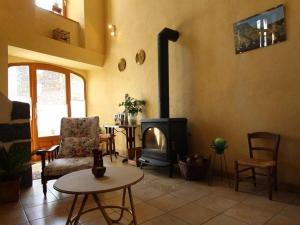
top-left (52, 3), bottom-right (62, 15)
top-left (0, 144), bottom-right (31, 202)
top-left (119, 94), bottom-right (146, 125)
top-left (211, 137), bottom-right (228, 154)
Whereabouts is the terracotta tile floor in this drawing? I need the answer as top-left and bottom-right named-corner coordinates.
top-left (1, 157), bottom-right (300, 225)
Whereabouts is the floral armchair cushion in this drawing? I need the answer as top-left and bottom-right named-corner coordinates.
top-left (57, 117), bottom-right (99, 158)
top-left (58, 137), bottom-right (98, 158)
top-left (60, 117), bottom-right (99, 139)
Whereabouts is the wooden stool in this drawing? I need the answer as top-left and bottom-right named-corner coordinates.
top-left (99, 133), bottom-right (117, 162)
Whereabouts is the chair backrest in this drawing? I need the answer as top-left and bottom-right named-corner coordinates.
top-left (58, 117), bottom-right (100, 158)
top-left (247, 132), bottom-right (280, 162)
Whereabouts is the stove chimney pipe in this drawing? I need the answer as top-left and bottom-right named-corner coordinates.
top-left (158, 28), bottom-right (180, 118)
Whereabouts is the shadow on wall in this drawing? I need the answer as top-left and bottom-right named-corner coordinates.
top-left (277, 134), bottom-right (300, 186)
top-left (170, 17), bottom-right (215, 156)
top-left (187, 119), bottom-right (222, 157)
top-left (171, 21), bottom-right (198, 118)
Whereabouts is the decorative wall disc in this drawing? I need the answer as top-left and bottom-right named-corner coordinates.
top-left (118, 58), bottom-right (126, 71)
top-left (135, 49), bottom-right (146, 65)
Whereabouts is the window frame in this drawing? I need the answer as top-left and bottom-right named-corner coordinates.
top-left (35, 0), bottom-right (67, 17)
top-left (8, 63), bottom-right (86, 150)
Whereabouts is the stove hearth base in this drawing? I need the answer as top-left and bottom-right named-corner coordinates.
top-left (139, 156), bottom-right (174, 177)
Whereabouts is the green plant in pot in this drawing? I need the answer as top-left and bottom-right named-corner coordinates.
top-left (0, 144), bottom-right (31, 202)
top-left (211, 137), bottom-right (228, 154)
top-left (119, 94), bottom-right (146, 125)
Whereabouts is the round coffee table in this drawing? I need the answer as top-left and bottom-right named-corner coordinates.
top-left (54, 166), bottom-right (144, 225)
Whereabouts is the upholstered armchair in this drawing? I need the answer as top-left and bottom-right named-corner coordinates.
top-left (0, 93), bottom-right (32, 188)
top-left (37, 117), bottom-right (100, 196)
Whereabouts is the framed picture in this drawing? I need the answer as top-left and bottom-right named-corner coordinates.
top-left (234, 5), bottom-right (286, 54)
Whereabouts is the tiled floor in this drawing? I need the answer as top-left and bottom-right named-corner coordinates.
top-left (1, 157), bottom-right (300, 225)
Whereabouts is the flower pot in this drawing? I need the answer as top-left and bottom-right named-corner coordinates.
top-left (0, 179), bottom-right (20, 203)
top-left (52, 4), bottom-right (62, 14)
top-left (128, 113), bottom-right (137, 125)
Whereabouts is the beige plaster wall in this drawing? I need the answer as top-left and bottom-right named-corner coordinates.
top-left (35, 7), bottom-right (81, 47)
top-left (0, 38), bottom-right (8, 96)
top-left (0, 0), bottom-right (34, 32)
top-left (67, 0), bottom-right (106, 53)
top-left (87, 0), bottom-right (300, 188)
top-left (0, 0), bottom-right (33, 95)
top-left (0, 92), bottom-right (12, 123)
top-left (0, 0), bottom-right (105, 95)
top-left (84, 0), bottom-right (106, 54)
top-left (67, 0), bottom-right (85, 47)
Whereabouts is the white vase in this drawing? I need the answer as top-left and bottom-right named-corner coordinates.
top-left (128, 113), bottom-right (137, 125)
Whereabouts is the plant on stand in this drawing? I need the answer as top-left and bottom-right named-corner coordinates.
top-left (119, 94), bottom-right (146, 125)
top-left (211, 137), bottom-right (228, 154)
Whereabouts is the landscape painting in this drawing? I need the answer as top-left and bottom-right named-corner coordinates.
top-left (234, 5), bottom-right (286, 54)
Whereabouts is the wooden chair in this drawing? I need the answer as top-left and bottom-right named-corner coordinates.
top-left (37, 117), bottom-right (100, 196)
top-left (234, 132), bottom-right (280, 200)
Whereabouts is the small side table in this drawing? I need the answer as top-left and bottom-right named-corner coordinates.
top-left (100, 133), bottom-right (118, 162)
top-left (104, 125), bottom-right (138, 163)
top-left (208, 151), bottom-right (231, 186)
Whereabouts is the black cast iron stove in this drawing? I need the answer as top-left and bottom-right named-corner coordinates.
top-left (140, 28), bottom-right (188, 177)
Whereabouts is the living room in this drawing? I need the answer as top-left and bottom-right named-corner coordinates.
top-left (0, 0), bottom-right (299, 225)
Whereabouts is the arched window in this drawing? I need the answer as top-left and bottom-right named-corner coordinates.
top-left (8, 63), bottom-right (86, 149)
top-left (35, 0), bottom-right (66, 16)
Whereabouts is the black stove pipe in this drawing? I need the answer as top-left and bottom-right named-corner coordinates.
top-left (158, 27), bottom-right (180, 118)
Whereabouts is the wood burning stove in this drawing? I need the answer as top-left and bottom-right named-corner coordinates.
top-left (139, 28), bottom-right (188, 177)
top-left (140, 118), bottom-right (187, 176)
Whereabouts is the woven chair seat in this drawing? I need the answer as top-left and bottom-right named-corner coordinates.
top-left (237, 158), bottom-right (276, 168)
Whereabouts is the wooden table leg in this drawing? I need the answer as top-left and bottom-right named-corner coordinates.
top-left (92, 194), bottom-right (113, 225)
top-left (128, 186), bottom-right (138, 225)
top-left (267, 167), bottom-right (273, 200)
top-left (223, 153), bottom-right (231, 187)
top-left (66, 194), bottom-right (78, 225)
top-left (109, 137), bottom-right (113, 162)
top-left (105, 127), bottom-right (119, 160)
top-left (127, 127), bottom-right (136, 149)
top-left (123, 127), bottom-right (136, 163)
top-left (65, 189), bottom-right (138, 225)
top-left (74, 194), bottom-right (88, 225)
top-left (112, 188), bottom-right (127, 222)
top-left (208, 152), bottom-right (216, 185)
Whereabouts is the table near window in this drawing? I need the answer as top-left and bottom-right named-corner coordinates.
top-left (104, 125), bottom-right (138, 162)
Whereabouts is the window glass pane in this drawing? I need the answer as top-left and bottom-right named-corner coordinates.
top-left (70, 73), bottom-right (86, 117)
top-left (71, 74), bottom-right (84, 100)
top-left (36, 70), bottom-right (67, 137)
top-left (8, 66), bottom-right (31, 104)
top-left (71, 100), bottom-right (86, 117)
top-left (35, 0), bottom-right (64, 15)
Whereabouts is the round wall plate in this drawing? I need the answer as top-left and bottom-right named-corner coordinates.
top-left (135, 49), bottom-right (146, 65)
top-left (118, 58), bottom-right (126, 71)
